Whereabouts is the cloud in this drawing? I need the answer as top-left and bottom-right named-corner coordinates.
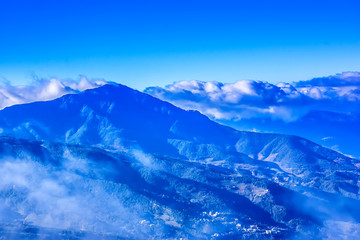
top-left (0, 76), bottom-right (107, 110)
top-left (0, 153), bottom-right (149, 238)
top-left (145, 72), bottom-right (360, 122)
top-left (295, 71), bottom-right (360, 87)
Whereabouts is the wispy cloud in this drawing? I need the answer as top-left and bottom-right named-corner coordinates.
top-left (0, 77), bottom-right (106, 110)
top-left (0, 151), bottom-right (149, 238)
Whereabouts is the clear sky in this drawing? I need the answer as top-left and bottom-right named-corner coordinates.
top-left (0, 0), bottom-right (359, 90)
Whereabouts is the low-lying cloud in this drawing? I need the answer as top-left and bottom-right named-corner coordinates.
top-left (0, 151), bottom-right (152, 238)
top-left (0, 77), bottom-right (106, 110)
top-left (145, 72), bottom-right (360, 121)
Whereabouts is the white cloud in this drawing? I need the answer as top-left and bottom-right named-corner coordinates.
top-left (0, 77), bottom-right (107, 110)
top-left (0, 155), bottom-right (146, 236)
top-left (295, 71), bottom-right (360, 87)
top-left (145, 72), bottom-right (360, 122)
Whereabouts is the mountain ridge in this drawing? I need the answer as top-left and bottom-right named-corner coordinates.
top-left (0, 83), bottom-right (359, 239)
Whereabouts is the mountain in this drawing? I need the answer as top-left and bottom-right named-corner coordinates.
top-left (218, 110), bottom-right (360, 158)
top-left (0, 83), bottom-right (359, 239)
top-left (0, 83), bottom-right (238, 156)
top-left (144, 72), bottom-right (360, 158)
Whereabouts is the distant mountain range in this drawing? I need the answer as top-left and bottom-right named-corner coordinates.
top-left (145, 71), bottom-right (360, 158)
top-left (0, 83), bottom-right (359, 239)
top-left (217, 110), bottom-right (360, 159)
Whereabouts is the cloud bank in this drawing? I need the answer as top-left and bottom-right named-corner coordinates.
top-left (0, 77), bottom-right (106, 110)
top-left (145, 72), bottom-right (360, 121)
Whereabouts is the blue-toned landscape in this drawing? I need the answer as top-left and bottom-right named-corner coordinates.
top-left (0, 79), bottom-right (359, 239)
top-left (0, 1), bottom-right (359, 239)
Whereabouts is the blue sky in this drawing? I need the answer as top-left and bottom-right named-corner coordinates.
top-left (0, 0), bottom-right (359, 90)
